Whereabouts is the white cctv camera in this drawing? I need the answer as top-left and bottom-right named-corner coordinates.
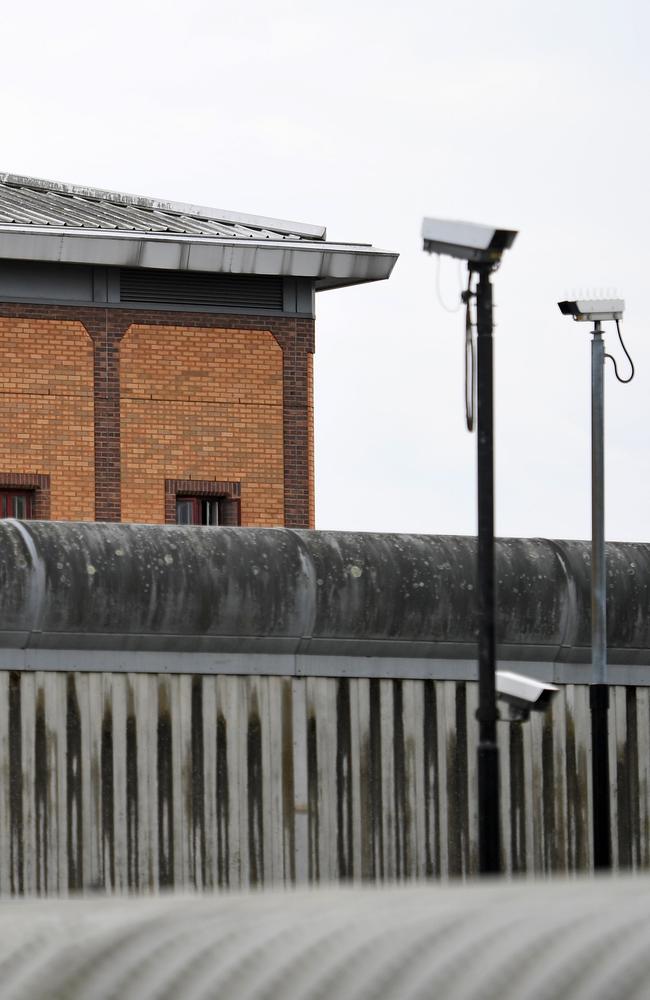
top-left (495, 670), bottom-right (559, 722)
top-left (421, 217), bottom-right (518, 264)
top-left (558, 299), bottom-right (625, 322)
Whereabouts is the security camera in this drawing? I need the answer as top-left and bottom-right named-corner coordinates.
top-left (558, 299), bottom-right (625, 322)
top-left (421, 217), bottom-right (518, 264)
top-left (495, 670), bottom-right (559, 722)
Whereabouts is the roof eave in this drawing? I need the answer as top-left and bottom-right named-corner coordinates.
top-left (314, 273), bottom-right (397, 292)
top-left (0, 227), bottom-right (399, 289)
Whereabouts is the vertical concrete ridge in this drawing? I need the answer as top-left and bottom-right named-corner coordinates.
top-left (542, 538), bottom-right (580, 664)
top-left (7, 518), bottom-right (47, 648)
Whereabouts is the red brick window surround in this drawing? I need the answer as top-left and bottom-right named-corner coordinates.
top-left (164, 479), bottom-right (241, 526)
top-left (0, 473), bottom-right (50, 519)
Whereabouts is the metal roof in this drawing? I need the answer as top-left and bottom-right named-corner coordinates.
top-left (0, 173), bottom-right (325, 240)
top-left (0, 173), bottom-right (398, 290)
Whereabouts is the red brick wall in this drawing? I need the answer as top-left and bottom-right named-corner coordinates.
top-left (0, 317), bottom-right (94, 519)
top-left (0, 305), bottom-right (315, 527)
top-left (120, 324), bottom-right (284, 526)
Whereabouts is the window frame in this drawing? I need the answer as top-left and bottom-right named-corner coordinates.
top-left (175, 495), bottom-right (224, 526)
top-left (0, 474), bottom-right (50, 519)
top-left (0, 489), bottom-right (33, 519)
top-left (165, 479), bottom-right (241, 526)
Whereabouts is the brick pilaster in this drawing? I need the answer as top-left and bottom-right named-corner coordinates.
top-left (270, 319), bottom-right (315, 529)
top-left (79, 313), bottom-right (129, 521)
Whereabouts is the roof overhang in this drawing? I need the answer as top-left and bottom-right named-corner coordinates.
top-left (0, 226), bottom-right (398, 291)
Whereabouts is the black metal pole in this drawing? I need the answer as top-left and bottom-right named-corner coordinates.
top-left (474, 263), bottom-right (501, 875)
top-left (591, 685), bottom-right (611, 869)
top-left (590, 324), bottom-right (611, 870)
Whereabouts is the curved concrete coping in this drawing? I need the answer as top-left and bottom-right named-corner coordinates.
top-left (0, 878), bottom-right (650, 999)
top-left (0, 521), bottom-right (647, 664)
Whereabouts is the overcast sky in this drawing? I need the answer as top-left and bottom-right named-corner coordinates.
top-left (2, 0), bottom-right (648, 542)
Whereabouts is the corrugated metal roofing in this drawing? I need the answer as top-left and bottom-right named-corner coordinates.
top-left (0, 173), bottom-right (398, 290)
top-left (0, 173), bottom-right (323, 242)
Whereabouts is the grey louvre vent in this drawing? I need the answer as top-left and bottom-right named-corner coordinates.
top-left (119, 269), bottom-right (284, 311)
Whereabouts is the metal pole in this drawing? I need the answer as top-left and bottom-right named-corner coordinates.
top-left (474, 264), bottom-right (501, 875)
top-left (590, 322), bottom-right (611, 869)
top-left (592, 323), bottom-right (607, 686)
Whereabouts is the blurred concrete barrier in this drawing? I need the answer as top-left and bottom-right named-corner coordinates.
top-left (0, 878), bottom-right (649, 999)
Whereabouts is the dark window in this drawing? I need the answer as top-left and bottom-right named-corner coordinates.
top-left (166, 479), bottom-right (240, 526)
top-left (176, 496), bottom-right (222, 526)
top-left (0, 490), bottom-right (33, 519)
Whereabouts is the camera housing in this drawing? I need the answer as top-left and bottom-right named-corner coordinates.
top-left (495, 670), bottom-right (559, 722)
top-left (421, 217), bottom-right (518, 264)
top-left (558, 299), bottom-right (625, 322)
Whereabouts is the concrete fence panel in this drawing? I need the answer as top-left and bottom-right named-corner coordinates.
top-left (1, 669), bottom-right (649, 894)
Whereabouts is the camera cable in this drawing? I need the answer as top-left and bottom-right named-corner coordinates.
top-left (605, 320), bottom-right (635, 384)
top-left (462, 271), bottom-right (476, 432)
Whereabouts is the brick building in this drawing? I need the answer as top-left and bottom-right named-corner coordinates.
top-left (0, 174), bottom-right (397, 528)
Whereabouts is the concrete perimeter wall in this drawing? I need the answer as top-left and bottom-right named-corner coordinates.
top-left (3, 670), bottom-right (650, 893)
top-left (0, 521), bottom-right (647, 893)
